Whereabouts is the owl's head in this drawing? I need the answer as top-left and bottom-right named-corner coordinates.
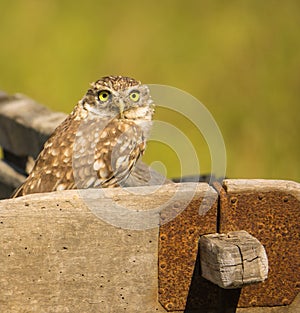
top-left (81, 76), bottom-right (154, 120)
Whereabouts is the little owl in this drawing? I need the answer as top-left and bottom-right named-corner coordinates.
top-left (12, 76), bottom-right (155, 197)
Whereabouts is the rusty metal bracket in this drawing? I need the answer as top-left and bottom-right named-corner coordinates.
top-left (158, 183), bottom-right (218, 311)
top-left (219, 179), bottom-right (300, 307)
top-left (158, 179), bottom-right (300, 310)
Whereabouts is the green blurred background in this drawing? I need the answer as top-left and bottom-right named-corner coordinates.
top-left (0, 1), bottom-right (299, 181)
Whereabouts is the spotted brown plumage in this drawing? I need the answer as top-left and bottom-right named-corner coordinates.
top-left (12, 76), bottom-right (154, 197)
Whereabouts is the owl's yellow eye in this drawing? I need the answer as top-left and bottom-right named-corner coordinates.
top-left (98, 90), bottom-right (111, 102)
top-left (129, 90), bottom-right (140, 102)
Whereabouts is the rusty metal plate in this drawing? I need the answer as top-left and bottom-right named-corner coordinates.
top-left (158, 183), bottom-right (218, 311)
top-left (219, 179), bottom-right (300, 307)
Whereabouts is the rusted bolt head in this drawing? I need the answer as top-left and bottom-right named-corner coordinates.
top-left (160, 234), bottom-right (167, 241)
top-left (158, 288), bottom-right (165, 295)
top-left (282, 298), bottom-right (290, 305)
top-left (188, 228), bottom-right (195, 235)
top-left (230, 197), bottom-right (238, 204)
top-left (249, 299), bottom-right (257, 306)
top-left (166, 302), bottom-right (174, 310)
top-left (160, 262), bottom-right (166, 269)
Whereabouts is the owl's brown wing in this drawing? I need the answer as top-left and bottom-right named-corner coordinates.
top-left (11, 113), bottom-right (80, 197)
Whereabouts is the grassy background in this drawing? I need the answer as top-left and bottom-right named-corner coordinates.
top-left (0, 1), bottom-right (299, 181)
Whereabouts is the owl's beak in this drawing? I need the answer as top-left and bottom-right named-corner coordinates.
top-left (118, 99), bottom-right (125, 118)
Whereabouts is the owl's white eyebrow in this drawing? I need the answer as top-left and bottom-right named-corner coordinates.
top-left (126, 86), bottom-right (141, 92)
top-left (84, 103), bottom-right (105, 116)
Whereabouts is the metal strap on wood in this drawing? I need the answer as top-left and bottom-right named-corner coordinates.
top-left (158, 179), bottom-right (300, 310)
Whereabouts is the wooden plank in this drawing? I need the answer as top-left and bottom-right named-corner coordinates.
top-left (0, 160), bottom-right (26, 199)
top-left (200, 231), bottom-right (268, 289)
top-left (0, 93), bottom-right (66, 157)
top-left (0, 183), bottom-right (207, 312)
top-left (0, 188), bottom-right (163, 312)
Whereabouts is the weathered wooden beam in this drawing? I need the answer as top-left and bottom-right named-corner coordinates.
top-left (0, 93), bottom-right (66, 158)
top-left (0, 182), bottom-right (207, 312)
top-left (2, 149), bottom-right (29, 174)
top-left (0, 159), bottom-right (26, 199)
top-left (0, 181), bottom-right (299, 312)
top-left (199, 231), bottom-right (268, 289)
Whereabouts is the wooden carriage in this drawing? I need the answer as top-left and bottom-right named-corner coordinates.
top-left (0, 92), bottom-right (299, 312)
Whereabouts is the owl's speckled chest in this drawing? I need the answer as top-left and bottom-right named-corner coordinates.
top-left (73, 114), bottom-right (148, 189)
